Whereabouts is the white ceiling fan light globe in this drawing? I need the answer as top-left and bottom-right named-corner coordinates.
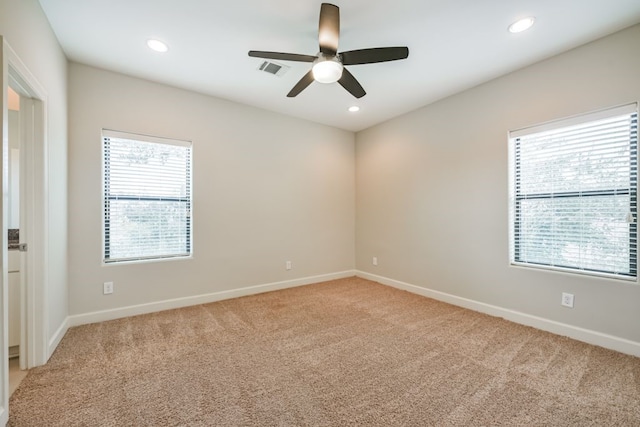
top-left (312, 57), bottom-right (344, 83)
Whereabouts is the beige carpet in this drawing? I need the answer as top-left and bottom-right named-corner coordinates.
top-left (9, 277), bottom-right (640, 426)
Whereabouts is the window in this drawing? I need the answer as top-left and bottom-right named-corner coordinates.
top-left (509, 104), bottom-right (638, 280)
top-left (103, 130), bottom-right (192, 263)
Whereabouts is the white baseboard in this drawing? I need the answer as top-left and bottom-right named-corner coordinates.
top-left (48, 317), bottom-right (69, 360)
top-left (356, 270), bottom-right (640, 358)
top-left (68, 270), bottom-right (356, 327)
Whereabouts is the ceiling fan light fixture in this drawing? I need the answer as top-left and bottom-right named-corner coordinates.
top-left (508, 17), bottom-right (535, 33)
top-left (348, 106), bottom-right (360, 112)
top-left (248, 4), bottom-right (408, 98)
top-left (312, 56), bottom-right (343, 84)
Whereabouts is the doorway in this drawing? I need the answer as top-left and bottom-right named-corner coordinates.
top-left (0, 37), bottom-right (51, 424)
top-left (6, 85), bottom-right (26, 394)
top-left (1, 39), bottom-right (49, 410)
top-left (5, 68), bottom-right (47, 372)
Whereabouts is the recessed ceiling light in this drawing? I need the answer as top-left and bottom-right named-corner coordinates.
top-left (348, 106), bottom-right (360, 113)
top-left (508, 17), bottom-right (535, 33)
top-left (147, 39), bottom-right (169, 53)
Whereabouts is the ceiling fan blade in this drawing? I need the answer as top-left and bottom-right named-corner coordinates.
top-left (341, 47), bottom-right (409, 65)
top-left (248, 51), bottom-right (316, 62)
top-left (287, 70), bottom-right (315, 97)
top-left (318, 3), bottom-right (340, 56)
top-left (338, 68), bottom-right (366, 99)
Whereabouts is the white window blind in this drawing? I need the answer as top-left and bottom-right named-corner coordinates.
top-left (103, 130), bottom-right (192, 263)
top-left (508, 104), bottom-right (638, 280)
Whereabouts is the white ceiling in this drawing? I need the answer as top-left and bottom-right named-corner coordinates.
top-left (38, 0), bottom-right (640, 132)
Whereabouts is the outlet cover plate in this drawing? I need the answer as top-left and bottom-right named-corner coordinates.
top-left (103, 281), bottom-right (114, 295)
top-left (561, 292), bottom-right (574, 308)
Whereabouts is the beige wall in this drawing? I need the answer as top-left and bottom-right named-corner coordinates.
top-left (4, 0), bottom-right (639, 353)
top-left (68, 63), bottom-right (355, 316)
top-left (0, 0), bottom-right (68, 355)
top-left (355, 24), bottom-right (640, 343)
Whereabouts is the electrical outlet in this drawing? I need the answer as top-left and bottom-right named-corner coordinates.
top-left (103, 281), bottom-right (114, 295)
top-left (561, 292), bottom-right (574, 308)
top-left (286, 261), bottom-right (292, 271)
top-left (372, 256), bottom-right (378, 266)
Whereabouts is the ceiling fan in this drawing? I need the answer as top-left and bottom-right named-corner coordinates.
top-left (248, 3), bottom-right (409, 99)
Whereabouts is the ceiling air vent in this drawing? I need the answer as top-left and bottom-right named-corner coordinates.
top-left (258, 60), bottom-right (289, 77)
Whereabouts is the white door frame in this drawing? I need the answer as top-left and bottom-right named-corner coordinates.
top-left (14, 89), bottom-right (47, 371)
top-left (0, 37), bottom-right (49, 423)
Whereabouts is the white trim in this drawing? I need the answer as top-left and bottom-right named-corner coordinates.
top-left (509, 102), bottom-right (638, 138)
top-left (509, 261), bottom-right (638, 283)
top-left (1, 35), bottom-right (11, 427)
top-left (102, 129), bottom-right (192, 147)
top-left (48, 316), bottom-right (68, 357)
top-left (356, 270), bottom-right (640, 357)
top-left (68, 270), bottom-right (356, 327)
top-left (5, 45), bottom-right (46, 99)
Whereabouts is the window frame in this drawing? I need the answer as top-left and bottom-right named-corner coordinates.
top-left (508, 104), bottom-right (638, 281)
top-left (102, 129), bottom-right (193, 264)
